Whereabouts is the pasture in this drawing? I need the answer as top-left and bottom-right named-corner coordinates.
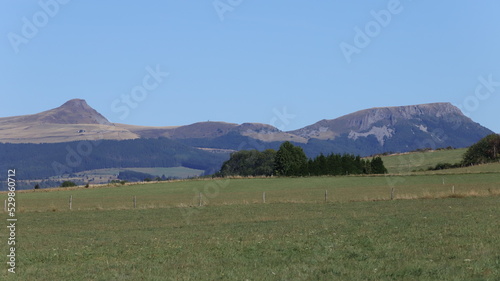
top-left (13, 173), bottom-right (500, 213)
top-left (380, 148), bottom-right (466, 174)
top-left (47, 166), bottom-right (205, 185)
top-left (2, 155), bottom-right (499, 280)
top-left (1, 196), bottom-right (499, 280)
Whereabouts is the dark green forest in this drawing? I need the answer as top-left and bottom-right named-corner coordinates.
top-left (218, 141), bottom-right (387, 177)
top-left (0, 138), bottom-right (229, 182)
top-left (2, 133), bottom-right (495, 190)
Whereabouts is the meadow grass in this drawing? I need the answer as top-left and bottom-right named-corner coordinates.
top-left (2, 164), bottom-right (499, 280)
top-left (409, 162), bottom-right (500, 175)
top-left (73, 166), bottom-right (205, 179)
top-left (1, 196), bottom-right (499, 280)
top-left (13, 173), bottom-right (500, 212)
top-left (381, 149), bottom-right (466, 174)
top-left (48, 167), bottom-right (205, 185)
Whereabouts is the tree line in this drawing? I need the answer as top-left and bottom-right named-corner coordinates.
top-left (217, 141), bottom-right (387, 177)
top-left (461, 134), bottom-right (500, 166)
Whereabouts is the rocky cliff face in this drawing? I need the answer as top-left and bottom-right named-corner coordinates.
top-left (288, 102), bottom-right (493, 152)
top-left (344, 103), bottom-right (465, 131)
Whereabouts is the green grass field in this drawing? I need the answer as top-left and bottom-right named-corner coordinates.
top-left (13, 173), bottom-right (500, 213)
top-left (73, 166), bottom-right (205, 179)
top-left (381, 149), bottom-right (466, 174)
top-left (47, 167), bottom-right (206, 185)
top-left (2, 158), bottom-right (500, 280)
top-left (2, 196), bottom-right (500, 280)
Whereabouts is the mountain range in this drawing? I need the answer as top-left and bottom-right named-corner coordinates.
top-left (0, 99), bottom-right (494, 184)
top-left (0, 99), bottom-right (493, 148)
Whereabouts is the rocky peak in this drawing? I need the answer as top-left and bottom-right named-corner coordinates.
top-left (347, 102), bottom-right (464, 131)
top-left (28, 99), bottom-right (112, 125)
top-left (289, 102), bottom-right (469, 141)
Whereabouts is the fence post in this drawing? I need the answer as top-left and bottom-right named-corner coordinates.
top-left (4, 200), bottom-right (6, 212)
top-left (133, 196), bottom-right (137, 208)
top-left (69, 195), bottom-right (72, 210)
top-left (263, 192), bottom-right (266, 203)
top-left (452, 186), bottom-right (455, 194)
top-left (198, 192), bottom-right (202, 207)
top-left (390, 188), bottom-right (394, 200)
top-left (324, 190), bottom-right (328, 203)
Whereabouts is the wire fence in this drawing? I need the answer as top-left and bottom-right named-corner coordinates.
top-left (6, 184), bottom-right (500, 213)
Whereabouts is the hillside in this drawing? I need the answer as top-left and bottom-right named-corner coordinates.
top-left (0, 138), bottom-right (229, 186)
top-left (289, 103), bottom-right (493, 155)
top-left (115, 122), bottom-right (305, 143)
top-left (1, 99), bottom-right (111, 125)
top-left (0, 99), bottom-right (138, 143)
top-left (2, 100), bottom-right (492, 153)
top-left (0, 99), bottom-right (495, 185)
top-left (380, 148), bottom-right (467, 174)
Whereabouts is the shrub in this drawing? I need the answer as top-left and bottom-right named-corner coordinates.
top-left (462, 134), bottom-right (500, 166)
top-left (60, 181), bottom-right (77, 188)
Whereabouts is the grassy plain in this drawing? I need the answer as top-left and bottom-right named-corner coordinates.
top-left (380, 148), bottom-right (466, 174)
top-left (71, 167), bottom-right (205, 180)
top-left (2, 149), bottom-right (500, 280)
top-left (1, 196), bottom-right (500, 280)
top-left (12, 173), bottom-right (500, 212)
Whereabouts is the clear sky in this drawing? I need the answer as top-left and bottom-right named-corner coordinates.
top-left (1, 1), bottom-right (499, 133)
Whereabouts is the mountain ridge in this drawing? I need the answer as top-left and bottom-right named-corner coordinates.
top-left (289, 102), bottom-right (467, 140)
top-left (0, 99), bottom-right (493, 157)
top-left (0, 99), bottom-right (494, 184)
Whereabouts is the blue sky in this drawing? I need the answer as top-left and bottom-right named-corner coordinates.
top-left (1, 1), bottom-right (499, 132)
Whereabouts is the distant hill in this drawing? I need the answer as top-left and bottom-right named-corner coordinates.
top-left (0, 99), bottom-right (495, 185)
top-left (0, 99), bottom-right (138, 143)
top-left (291, 102), bottom-right (491, 144)
top-left (289, 103), bottom-right (493, 156)
top-left (116, 121), bottom-right (305, 143)
top-left (0, 138), bottom-right (228, 184)
top-left (2, 99), bottom-right (111, 125)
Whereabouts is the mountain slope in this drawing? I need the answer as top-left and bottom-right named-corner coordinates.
top-left (116, 122), bottom-right (306, 143)
top-left (0, 99), bottom-right (138, 143)
top-left (0, 100), bottom-right (494, 157)
top-left (1, 99), bottom-right (111, 125)
top-left (0, 138), bottom-right (229, 183)
top-left (288, 103), bottom-right (493, 155)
